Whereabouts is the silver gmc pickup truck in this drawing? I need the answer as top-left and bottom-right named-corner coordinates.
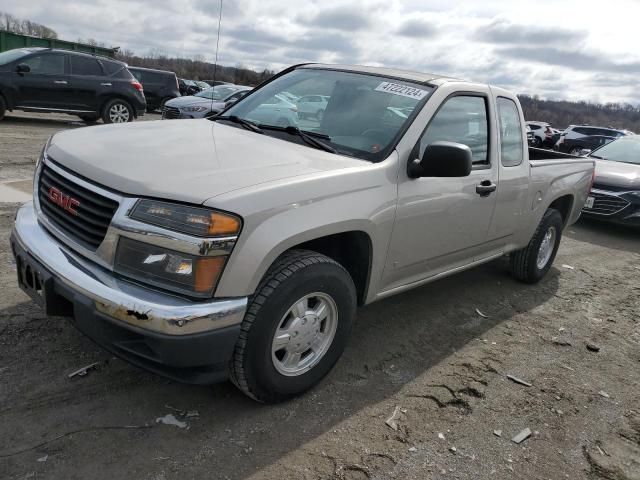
top-left (11, 64), bottom-right (594, 402)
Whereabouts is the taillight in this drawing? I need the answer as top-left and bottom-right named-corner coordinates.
top-left (131, 80), bottom-right (144, 92)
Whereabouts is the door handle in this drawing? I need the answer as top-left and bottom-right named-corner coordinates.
top-left (53, 80), bottom-right (68, 84)
top-left (476, 180), bottom-right (497, 197)
top-left (101, 82), bottom-right (112, 86)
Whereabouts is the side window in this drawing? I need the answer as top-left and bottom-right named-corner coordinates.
top-left (101, 60), bottom-right (124, 76)
top-left (130, 70), bottom-right (143, 81)
top-left (529, 124), bottom-right (541, 131)
top-left (497, 97), bottom-right (524, 167)
top-left (69, 55), bottom-right (103, 76)
top-left (22, 54), bottom-right (65, 75)
top-left (419, 95), bottom-right (489, 165)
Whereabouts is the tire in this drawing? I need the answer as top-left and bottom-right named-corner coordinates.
top-left (532, 137), bottom-right (542, 147)
top-left (569, 147), bottom-right (583, 156)
top-left (102, 98), bottom-right (133, 124)
top-left (510, 209), bottom-right (563, 283)
top-left (0, 95), bottom-right (6, 121)
top-left (229, 249), bottom-right (357, 403)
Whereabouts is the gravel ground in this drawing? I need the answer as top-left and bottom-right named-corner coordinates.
top-left (0, 113), bottom-right (638, 480)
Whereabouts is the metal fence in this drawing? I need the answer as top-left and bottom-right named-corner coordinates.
top-left (0, 30), bottom-right (118, 58)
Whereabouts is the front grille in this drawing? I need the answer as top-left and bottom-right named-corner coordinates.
top-left (38, 163), bottom-right (119, 250)
top-left (585, 190), bottom-right (630, 216)
top-left (162, 106), bottom-right (180, 119)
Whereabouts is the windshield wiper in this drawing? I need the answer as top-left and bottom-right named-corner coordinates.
top-left (261, 125), bottom-right (337, 153)
top-left (215, 115), bottom-right (264, 134)
top-left (589, 154), bottom-right (605, 159)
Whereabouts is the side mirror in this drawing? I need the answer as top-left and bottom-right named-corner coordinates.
top-left (225, 98), bottom-right (239, 108)
top-left (16, 63), bottom-right (30, 73)
top-left (408, 141), bottom-right (473, 178)
top-left (579, 148), bottom-right (592, 156)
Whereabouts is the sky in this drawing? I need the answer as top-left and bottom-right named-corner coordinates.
top-left (3, 0), bottom-right (640, 104)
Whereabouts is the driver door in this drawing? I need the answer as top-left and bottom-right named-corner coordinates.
top-left (14, 52), bottom-right (70, 109)
top-left (381, 89), bottom-right (500, 293)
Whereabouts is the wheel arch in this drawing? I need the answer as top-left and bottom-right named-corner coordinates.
top-left (290, 231), bottom-right (372, 306)
top-left (547, 194), bottom-right (574, 227)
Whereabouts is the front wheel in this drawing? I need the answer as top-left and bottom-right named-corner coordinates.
top-left (510, 208), bottom-right (563, 283)
top-left (102, 99), bottom-right (133, 124)
top-left (229, 249), bottom-right (357, 403)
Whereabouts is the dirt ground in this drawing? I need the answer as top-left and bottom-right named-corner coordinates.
top-left (0, 112), bottom-right (639, 480)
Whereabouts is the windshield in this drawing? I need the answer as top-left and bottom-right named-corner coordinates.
top-left (195, 86), bottom-right (239, 100)
top-left (222, 68), bottom-right (434, 161)
top-left (0, 49), bottom-right (32, 66)
top-left (591, 135), bottom-right (640, 165)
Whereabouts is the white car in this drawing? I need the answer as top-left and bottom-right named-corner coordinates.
top-left (296, 95), bottom-right (329, 121)
top-left (245, 93), bottom-right (299, 127)
top-left (525, 121), bottom-right (554, 147)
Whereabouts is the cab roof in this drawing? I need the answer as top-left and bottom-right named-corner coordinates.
top-left (300, 63), bottom-right (462, 86)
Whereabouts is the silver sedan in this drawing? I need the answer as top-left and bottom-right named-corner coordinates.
top-left (162, 85), bottom-right (252, 119)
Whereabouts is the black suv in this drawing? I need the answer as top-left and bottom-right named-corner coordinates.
top-left (128, 66), bottom-right (180, 112)
top-left (0, 48), bottom-right (146, 123)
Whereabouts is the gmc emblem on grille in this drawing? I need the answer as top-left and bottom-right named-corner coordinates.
top-left (48, 186), bottom-right (80, 216)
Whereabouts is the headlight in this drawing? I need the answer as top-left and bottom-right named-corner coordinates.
top-left (130, 199), bottom-right (241, 237)
top-left (181, 106), bottom-right (209, 113)
top-left (114, 238), bottom-right (226, 298)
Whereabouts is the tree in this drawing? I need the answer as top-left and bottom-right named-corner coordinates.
top-left (0, 11), bottom-right (58, 39)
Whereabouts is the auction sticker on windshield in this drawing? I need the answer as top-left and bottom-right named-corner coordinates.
top-left (375, 82), bottom-right (429, 100)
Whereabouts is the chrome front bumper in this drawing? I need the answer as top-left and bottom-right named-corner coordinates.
top-left (12, 202), bottom-right (248, 336)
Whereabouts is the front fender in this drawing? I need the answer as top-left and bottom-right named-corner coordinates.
top-left (210, 157), bottom-right (399, 300)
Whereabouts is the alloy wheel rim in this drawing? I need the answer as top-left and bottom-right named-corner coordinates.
top-left (536, 226), bottom-right (556, 269)
top-left (271, 292), bottom-right (338, 376)
top-left (109, 104), bottom-right (130, 123)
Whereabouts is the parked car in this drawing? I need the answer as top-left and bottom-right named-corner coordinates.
top-left (555, 125), bottom-right (631, 152)
top-left (243, 92), bottom-right (299, 127)
top-left (204, 80), bottom-right (231, 86)
top-left (195, 80), bottom-right (211, 90)
top-left (557, 134), bottom-right (616, 155)
top-left (178, 78), bottom-right (201, 96)
top-left (296, 94), bottom-right (328, 120)
top-left (162, 84), bottom-right (251, 119)
top-left (581, 135), bottom-right (640, 226)
top-left (526, 124), bottom-right (534, 145)
top-left (11, 64), bottom-right (593, 403)
top-left (0, 47), bottom-right (146, 123)
top-left (526, 121), bottom-right (554, 147)
top-left (128, 66), bottom-right (180, 112)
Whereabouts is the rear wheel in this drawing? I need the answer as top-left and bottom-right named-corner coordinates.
top-left (0, 95), bottom-right (6, 121)
top-left (229, 249), bottom-right (357, 403)
top-left (510, 209), bottom-right (563, 283)
top-left (102, 99), bottom-right (133, 124)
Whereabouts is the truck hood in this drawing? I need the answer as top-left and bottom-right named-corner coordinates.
top-left (46, 120), bottom-right (365, 204)
top-left (594, 159), bottom-right (640, 190)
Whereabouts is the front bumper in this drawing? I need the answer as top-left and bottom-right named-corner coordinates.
top-left (11, 202), bottom-right (248, 383)
top-left (581, 188), bottom-right (640, 227)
